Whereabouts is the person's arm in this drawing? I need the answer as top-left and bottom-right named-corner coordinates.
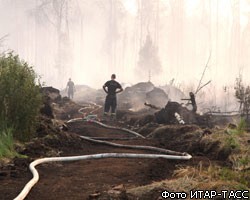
top-left (66, 82), bottom-right (69, 91)
top-left (103, 84), bottom-right (108, 94)
top-left (115, 82), bottom-right (123, 94)
top-left (116, 87), bottom-right (123, 94)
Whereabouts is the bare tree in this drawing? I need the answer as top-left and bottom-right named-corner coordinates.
top-left (230, 0), bottom-right (241, 69)
top-left (240, 12), bottom-right (250, 69)
top-left (168, 0), bottom-right (185, 71)
top-left (136, 34), bottom-right (162, 80)
top-left (98, 0), bottom-right (126, 72)
top-left (33, 0), bottom-right (74, 85)
top-left (0, 34), bottom-right (9, 47)
top-left (195, 51), bottom-right (212, 94)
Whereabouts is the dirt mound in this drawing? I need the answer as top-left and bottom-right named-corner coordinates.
top-left (118, 82), bottom-right (154, 109)
top-left (116, 109), bottom-right (156, 126)
top-left (40, 87), bottom-right (61, 118)
top-left (41, 87), bottom-right (61, 101)
top-left (146, 87), bottom-right (169, 108)
top-left (147, 125), bottom-right (233, 161)
top-left (118, 82), bottom-right (169, 110)
top-left (199, 138), bottom-right (232, 160)
top-left (160, 84), bottom-right (186, 102)
top-left (129, 82), bottom-right (155, 92)
top-left (20, 131), bottom-right (81, 157)
top-left (137, 122), bottom-right (161, 137)
top-left (148, 124), bottom-right (202, 152)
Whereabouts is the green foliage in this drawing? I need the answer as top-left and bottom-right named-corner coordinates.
top-left (225, 118), bottom-right (247, 149)
top-left (0, 128), bottom-right (17, 158)
top-left (225, 136), bottom-right (240, 149)
top-left (235, 74), bottom-right (250, 117)
top-left (219, 167), bottom-right (235, 180)
top-left (0, 52), bottom-right (42, 141)
top-left (218, 167), bottom-right (249, 187)
top-left (224, 119), bottom-right (250, 174)
top-left (235, 184), bottom-right (250, 193)
top-left (237, 117), bottom-right (247, 134)
top-left (227, 118), bottom-right (247, 136)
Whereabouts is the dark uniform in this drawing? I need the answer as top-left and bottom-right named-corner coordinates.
top-left (103, 80), bottom-right (122, 115)
top-left (67, 79), bottom-right (75, 99)
top-left (189, 92), bottom-right (197, 113)
top-left (181, 92), bottom-right (197, 113)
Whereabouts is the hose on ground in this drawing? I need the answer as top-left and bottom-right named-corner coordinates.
top-left (87, 119), bottom-right (146, 139)
top-left (14, 153), bottom-right (191, 200)
top-left (67, 118), bottom-right (146, 139)
top-left (14, 104), bottom-right (192, 200)
top-left (78, 103), bottom-right (102, 116)
top-left (80, 135), bottom-right (188, 156)
top-left (76, 104), bottom-right (144, 139)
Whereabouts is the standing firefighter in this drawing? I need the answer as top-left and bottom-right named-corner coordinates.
top-left (66, 78), bottom-right (75, 99)
top-left (103, 74), bottom-right (123, 120)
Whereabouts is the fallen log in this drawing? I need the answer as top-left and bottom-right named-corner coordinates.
top-left (144, 102), bottom-right (161, 110)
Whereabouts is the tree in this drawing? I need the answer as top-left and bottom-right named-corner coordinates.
top-left (230, 0), bottom-right (241, 69)
top-left (99, 0), bottom-right (126, 72)
top-left (0, 34), bottom-right (9, 48)
top-left (0, 53), bottom-right (42, 141)
top-left (168, 0), bottom-right (185, 71)
top-left (34, 0), bottom-right (74, 85)
top-left (234, 74), bottom-right (250, 119)
top-left (136, 34), bottom-right (162, 80)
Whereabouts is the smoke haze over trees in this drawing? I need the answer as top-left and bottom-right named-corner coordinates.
top-left (0, 0), bottom-right (250, 106)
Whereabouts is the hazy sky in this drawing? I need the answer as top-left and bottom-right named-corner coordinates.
top-left (0, 0), bottom-right (250, 93)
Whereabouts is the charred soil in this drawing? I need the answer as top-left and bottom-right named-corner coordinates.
top-left (0, 91), bottom-right (248, 200)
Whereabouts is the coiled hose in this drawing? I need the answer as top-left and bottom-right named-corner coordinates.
top-left (14, 104), bottom-right (192, 200)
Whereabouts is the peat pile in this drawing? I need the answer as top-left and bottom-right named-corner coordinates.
top-left (15, 86), bottom-right (91, 159)
top-left (155, 101), bottom-right (211, 127)
top-left (160, 84), bottom-right (186, 102)
top-left (119, 101), bottom-right (211, 129)
top-left (118, 82), bottom-right (152, 110)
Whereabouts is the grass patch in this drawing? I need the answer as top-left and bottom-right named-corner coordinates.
top-left (223, 119), bottom-right (246, 150)
top-left (127, 163), bottom-right (249, 200)
top-left (203, 119), bottom-right (249, 158)
top-left (173, 163), bottom-right (250, 191)
top-left (127, 123), bottom-right (250, 199)
top-left (0, 128), bottom-right (23, 159)
top-left (227, 118), bottom-right (247, 136)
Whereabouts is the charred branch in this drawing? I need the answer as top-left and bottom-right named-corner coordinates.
top-left (144, 102), bottom-right (161, 110)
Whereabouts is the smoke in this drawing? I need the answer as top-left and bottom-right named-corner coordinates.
top-left (0, 0), bottom-right (249, 112)
top-left (136, 34), bottom-right (162, 80)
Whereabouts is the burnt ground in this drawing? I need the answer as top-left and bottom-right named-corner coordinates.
top-left (0, 99), bottom-right (234, 200)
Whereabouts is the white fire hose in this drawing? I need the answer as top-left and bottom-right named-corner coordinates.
top-left (14, 152), bottom-right (191, 200)
top-left (14, 105), bottom-right (192, 200)
top-left (80, 135), bottom-right (187, 156)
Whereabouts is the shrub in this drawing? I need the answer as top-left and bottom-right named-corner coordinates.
top-left (237, 117), bottom-right (247, 134)
top-left (235, 74), bottom-right (250, 118)
top-left (0, 128), bottom-right (17, 158)
top-left (0, 52), bottom-right (42, 141)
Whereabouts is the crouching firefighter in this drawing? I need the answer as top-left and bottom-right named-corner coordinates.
top-left (103, 74), bottom-right (123, 120)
